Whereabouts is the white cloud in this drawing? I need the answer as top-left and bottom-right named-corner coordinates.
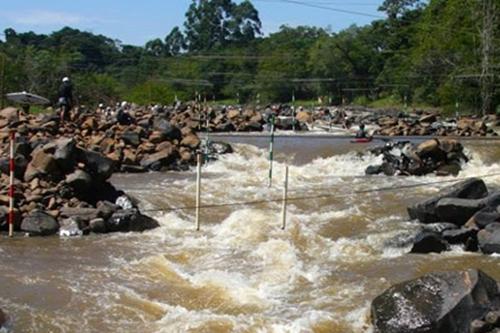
top-left (2, 10), bottom-right (107, 26)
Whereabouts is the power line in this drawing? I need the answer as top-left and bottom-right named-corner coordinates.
top-left (140, 172), bottom-right (500, 213)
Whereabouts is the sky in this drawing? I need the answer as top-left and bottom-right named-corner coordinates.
top-left (0, 0), bottom-right (386, 46)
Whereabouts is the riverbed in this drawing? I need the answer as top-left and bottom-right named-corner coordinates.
top-left (1, 135), bottom-right (500, 332)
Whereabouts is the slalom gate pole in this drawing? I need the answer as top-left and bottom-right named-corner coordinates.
top-left (8, 131), bottom-right (15, 237)
top-left (281, 165), bottom-right (289, 230)
top-left (292, 92), bottom-right (296, 132)
top-left (268, 115), bottom-right (275, 188)
top-left (195, 153), bottom-right (202, 231)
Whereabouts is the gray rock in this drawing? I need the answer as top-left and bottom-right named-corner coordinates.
top-left (60, 207), bottom-right (99, 223)
top-left (58, 218), bottom-right (83, 237)
top-left (466, 207), bottom-right (500, 229)
top-left (65, 169), bottom-right (93, 191)
top-left (140, 148), bottom-right (178, 171)
top-left (435, 198), bottom-right (485, 226)
top-left (89, 218), bottom-right (107, 233)
top-left (410, 231), bottom-right (449, 254)
top-left (442, 228), bottom-right (477, 244)
top-left (153, 118), bottom-right (182, 141)
top-left (407, 178), bottom-right (488, 223)
top-left (121, 131), bottom-right (141, 146)
top-left (21, 211), bottom-right (60, 236)
top-left (371, 269), bottom-right (500, 333)
top-left (478, 223), bottom-right (500, 254)
top-left (106, 209), bottom-right (159, 232)
top-left (97, 201), bottom-right (119, 220)
top-left (78, 149), bottom-right (115, 181)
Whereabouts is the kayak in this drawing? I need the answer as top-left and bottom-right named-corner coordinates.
top-left (350, 137), bottom-right (373, 143)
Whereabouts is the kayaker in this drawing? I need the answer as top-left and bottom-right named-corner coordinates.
top-left (355, 123), bottom-right (367, 138)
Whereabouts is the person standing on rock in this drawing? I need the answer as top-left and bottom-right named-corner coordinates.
top-left (58, 77), bottom-right (74, 122)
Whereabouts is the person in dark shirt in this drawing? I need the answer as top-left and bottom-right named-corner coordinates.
top-left (58, 77), bottom-right (73, 121)
top-left (355, 123), bottom-right (367, 138)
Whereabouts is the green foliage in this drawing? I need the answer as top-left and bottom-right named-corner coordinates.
top-left (0, 0), bottom-right (498, 111)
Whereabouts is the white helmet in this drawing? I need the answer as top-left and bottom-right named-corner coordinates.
top-left (62, 77), bottom-right (70, 82)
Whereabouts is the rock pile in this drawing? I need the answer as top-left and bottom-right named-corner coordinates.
top-left (0, 135), bottom-right (159, 236)
top-left (0, 103), bottom-right (237, 236)
top-left (371, 269), bottom-right (500, 333)
top-left (365, 138), bottom-right (469, 176)
top-left (406, 178), bottom-right (500, 255)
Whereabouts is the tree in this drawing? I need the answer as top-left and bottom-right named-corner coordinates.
top-left (145, 38), bottom-right (165, 57)
top-left (183, 0), bottom-right (261, 51)
top-left (379, 0), bottom-right (424, 19)
top-left (164, 27), bottom-right (186, 56)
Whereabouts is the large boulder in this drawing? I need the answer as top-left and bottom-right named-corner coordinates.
top-left (27, 149), bottom-right (62, 181)
top-left (0, 308), bottom-right (7, 329)
top-left (466, 207), bottom-right (500, 229)
top-left (21, 210), bottom-right (60, 236)
top-left (410, 232), bottom-right (449, 254)
top-left (477, 223), bottom-right (500, 254)
top-left (105, 209), bottom-right (159, 232)
top-left (65, 169), bottom-right (93, 192)
top-left (407, 178), bottom-right (488, 223)
top-left (153, 118), bottom-right (182, 141)
top-left (121, 131), bottom-right (141, 147)
top-left (53, 138), bottom-right (77, 171)
top-left (371, 269), bottom-right (500, 333)
top-left (60, 207), bottom-right (100, 223)
top-left (140, 148), bottom-right (178, 171)
top-left (435, 198), bottom-right (484, 226)
top-left (78, 149), bottom-right (115, 181)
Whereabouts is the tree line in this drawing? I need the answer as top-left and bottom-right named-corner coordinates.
top-left (0, 0), bottom-right (498, 114)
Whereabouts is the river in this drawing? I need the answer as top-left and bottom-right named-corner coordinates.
top-left (1, 135), bottom-right (500, 332)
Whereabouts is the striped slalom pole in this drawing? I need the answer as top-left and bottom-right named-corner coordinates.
top-left (8, 131), bottom-right (15, 237)
top-left (281, 165), bottom-right (289, 230)
top-left (268, 115), bottom-right (275, 188)
top-left (195, 153), bottom-right (202, 231)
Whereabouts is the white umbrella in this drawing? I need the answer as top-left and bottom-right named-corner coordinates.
top-left (5, 91), bottom-right (50, 105)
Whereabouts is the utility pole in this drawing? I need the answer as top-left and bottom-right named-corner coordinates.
top-left (0, 53), bottom-right (5, 109)
top-left (479, 0), bottom-right (497, 116)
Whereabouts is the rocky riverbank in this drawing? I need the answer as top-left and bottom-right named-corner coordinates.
top-left (98, 101), bottom-right (499, 136)
top-left (365, 138), bottom-right (469, 176)
top-left (371, 269), bottom-right (500, 333)
top-left (21, 101), bottom-right (499, 138)
top-left (0, 105), bottom-right (232, 236)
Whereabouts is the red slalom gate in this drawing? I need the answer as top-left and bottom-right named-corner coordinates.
top-left (8, 130), bottom-right (14, 237)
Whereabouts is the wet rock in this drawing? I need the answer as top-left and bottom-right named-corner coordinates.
top-left (485, 310), bottom-right (500, 326)
top-left (65, 169), bottom-right (93, 192)
top-left (58, 218), bottom-right (83, 237)
top-left (435, 198), bottom-right (485, 226)
top-left (78, 149), bottom-right (115, 181)
top-left (21, 210), bottom-right (59, 236)
top-left (407, 178), bottom-right (488, 223)
top-left (442, 228), bottom-right (477, 244)
top-left (371, 269), bottom-right (500, 333)
top-left (60, 207), bottom-right (99, 223)
top-left (115, 195), bottom-right (137, 210)
top-left (422, 222), bottom-right (458, 233)
top-left (478, 223), bottom-right (500, 254)
top-left (410, 231), bottom-right (449, 253)
top-left (470, 319), bottom-right (491, 333)
top-left (466, 207), bottom-right (500, 229)
top-left (89, 218), bottom-right (106, 233)
top-left (97, 200), bottom-right (119, 220)
top-left (0, 308), bottom-right (7, 329)
top-left (105, 209), bottom-right (159, 232)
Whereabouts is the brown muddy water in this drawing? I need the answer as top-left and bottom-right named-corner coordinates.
top-left (2, 135), bottom-right (500, 332)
